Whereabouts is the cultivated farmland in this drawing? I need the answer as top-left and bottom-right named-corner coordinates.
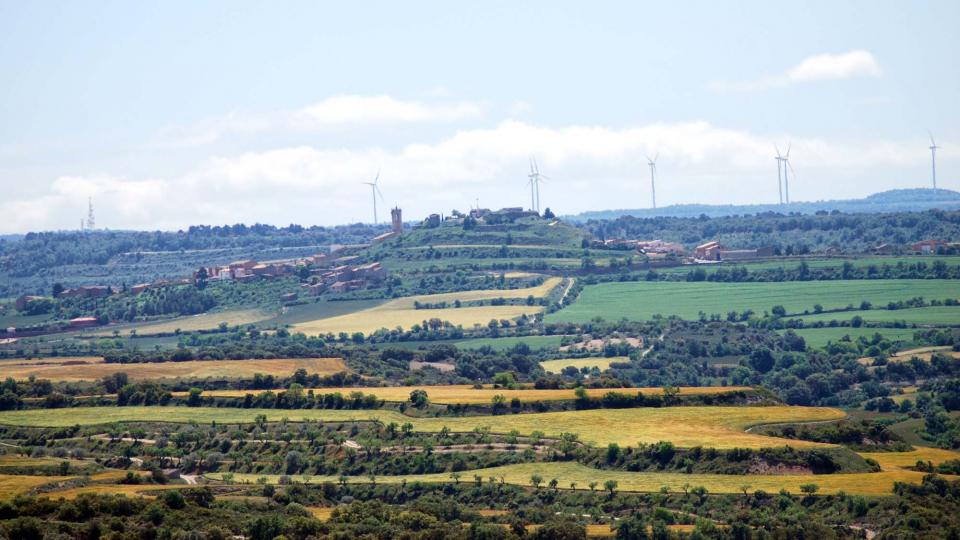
top-left (791, 305), bottom-right (960, 326)
top-left (0, 357), bottom-right (346, 381)
top-left (292, 278), bottom-right (563, 335)
top-left (539, 357), bottom-right (626, 374)
top-left (186, 384), bottom-right (748, 404)
top-left (547, 280), bottom-right (960, 323)
top-left (208, 460), bottom-right (954, 496)
top-left (0, 405), bottom-right (844, 449)
top-left (93, 308), bottom-right (273, 336)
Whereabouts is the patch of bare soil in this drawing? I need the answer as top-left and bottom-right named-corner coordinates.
top-left (746, 459), bottom-right (813, 475)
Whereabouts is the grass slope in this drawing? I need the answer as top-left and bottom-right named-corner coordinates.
top-left (0, 405), bottom-right (843, 449)
top-left (548, 280), bottom-right (960, 323)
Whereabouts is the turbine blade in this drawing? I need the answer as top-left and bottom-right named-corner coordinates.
top-left (654, 153), bottom-right (659, 163)
top-left (785, 143), bottom-right (791, 158)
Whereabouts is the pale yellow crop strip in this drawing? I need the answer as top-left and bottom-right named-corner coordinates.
top-left (0, 405), bottom-right (843, 450)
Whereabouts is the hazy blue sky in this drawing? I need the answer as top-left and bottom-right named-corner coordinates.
top-left (1, 0), bottom-right (957, 232)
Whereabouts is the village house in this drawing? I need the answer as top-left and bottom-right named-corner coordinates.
top-left (911, 240), bottom-right (945, 254)
top-left (694, 241), bottom-right (723, 260)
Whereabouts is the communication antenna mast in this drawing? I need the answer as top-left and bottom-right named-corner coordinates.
top-left (87, 197), bottom-right (96, 230)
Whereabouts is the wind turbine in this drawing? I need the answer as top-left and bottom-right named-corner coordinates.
top-left (527, 158), bottom-right (548, 213)
top-left (362, 170), bottom-right (384, 224)
top-left (774, 146), bottom-right (784, 205)
top-left (929, 133), bottom-right (940, 189)
top-left (781, 143), bottom-right (793, 204)
top-left (646, 154), bottom-right (658, 209)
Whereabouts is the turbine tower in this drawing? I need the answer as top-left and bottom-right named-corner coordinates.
top-left (646, 154), bottom-right (658, 209)
top-left (362, 170), bottom-right (384, 224)
top-left (527, 158), bottom-right (548, 213)
top-left (929, 133), bottom-right (940, 189)
top-left (774, 146), bottom-right (784, 205)
top-left (781, 144), bottom-right (793, 205)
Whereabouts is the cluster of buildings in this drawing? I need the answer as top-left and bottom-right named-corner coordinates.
top-left (872, 239), bottom-right (960, 255)
top-left (420, 206), bottom-right (541, 228)
top-left (693, 241), bottom-right (774, 262)
top-left (304, 261), bottom-right (387, 294)
top-left (591, 239), bottom-right (686, 259)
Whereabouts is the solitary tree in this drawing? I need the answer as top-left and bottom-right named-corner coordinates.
top-left (604, 479), bottom-right (618, 495)
top-left (531, 474), bottom-right (543, 490)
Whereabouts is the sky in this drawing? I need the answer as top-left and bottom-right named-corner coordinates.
top-left (1, 0), bottom-right (958, 233)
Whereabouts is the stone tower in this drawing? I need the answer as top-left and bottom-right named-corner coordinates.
top-left (391, 207), bottom-right (403, 235)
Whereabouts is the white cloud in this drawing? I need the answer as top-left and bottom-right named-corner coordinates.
top-left (158, 95), bottom-right (483, 147)
top-left (4, 120), bottom-right (945, 233)
top-left (786, 50), bottom-right (881, 82)
top-left (709, 50), bottom-right (881, 92)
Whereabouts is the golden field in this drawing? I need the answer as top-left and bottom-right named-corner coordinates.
top-left (0, 405), bottom-right (843, 449)
top-left (0, 357), bottom-right (346, 381)
top-left (187, 384), bottom-right (752, 404)
top-left (292, 278), bottom-right (562, 335)
top-left (539, 357), bottom-right (627, 374)
top-left (859, 447), bottom-right (960, 471)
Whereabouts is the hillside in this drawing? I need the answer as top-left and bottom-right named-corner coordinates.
top-left (568, 188), bottom-right (960, 221)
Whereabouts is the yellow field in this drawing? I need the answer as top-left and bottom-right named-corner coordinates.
top-left (292, 278), bottom-right (563, 335)
top-left (187, 384), bottom-right (751, 404)
top-left (0, 405), bottom-right (843, 449)
top-left (859, 447), bottom-right (960, 471)
top-left (92, 308), bottom-right (272, 336)
top-left (208, 459), bottom-right (952, 496)
top-left (539, 357), bottom-right (627, 374)
top-left (0, 455), bottom-right (64, 467)
top-left (49, 482), bottom-right (186, 500)
top-left (0, 357), bottom-right (346, 381)
top-left (0, 474), bottom-right (72, 498)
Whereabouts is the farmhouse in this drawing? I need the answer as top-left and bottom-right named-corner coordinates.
top-left (694, 241), bottom-right (723, 260)
top-left (911, 239), bottom-right (945, 253)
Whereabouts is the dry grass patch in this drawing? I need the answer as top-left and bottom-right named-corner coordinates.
top-left (2, 357), bottom-right (346, 381)
top-left (0, 474), bottom-right (72, 499)
top-left (191, 384), bottom-right (751, 405)
top-left (292, 278), bottom-right (562, 335)
top-left (0, 405), bottom-right (842, 449)
top-left (539, 357), bottom-right (627, 374)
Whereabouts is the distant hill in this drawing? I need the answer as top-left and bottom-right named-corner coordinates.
top-left (566, 188), bottom-right (960, 221)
